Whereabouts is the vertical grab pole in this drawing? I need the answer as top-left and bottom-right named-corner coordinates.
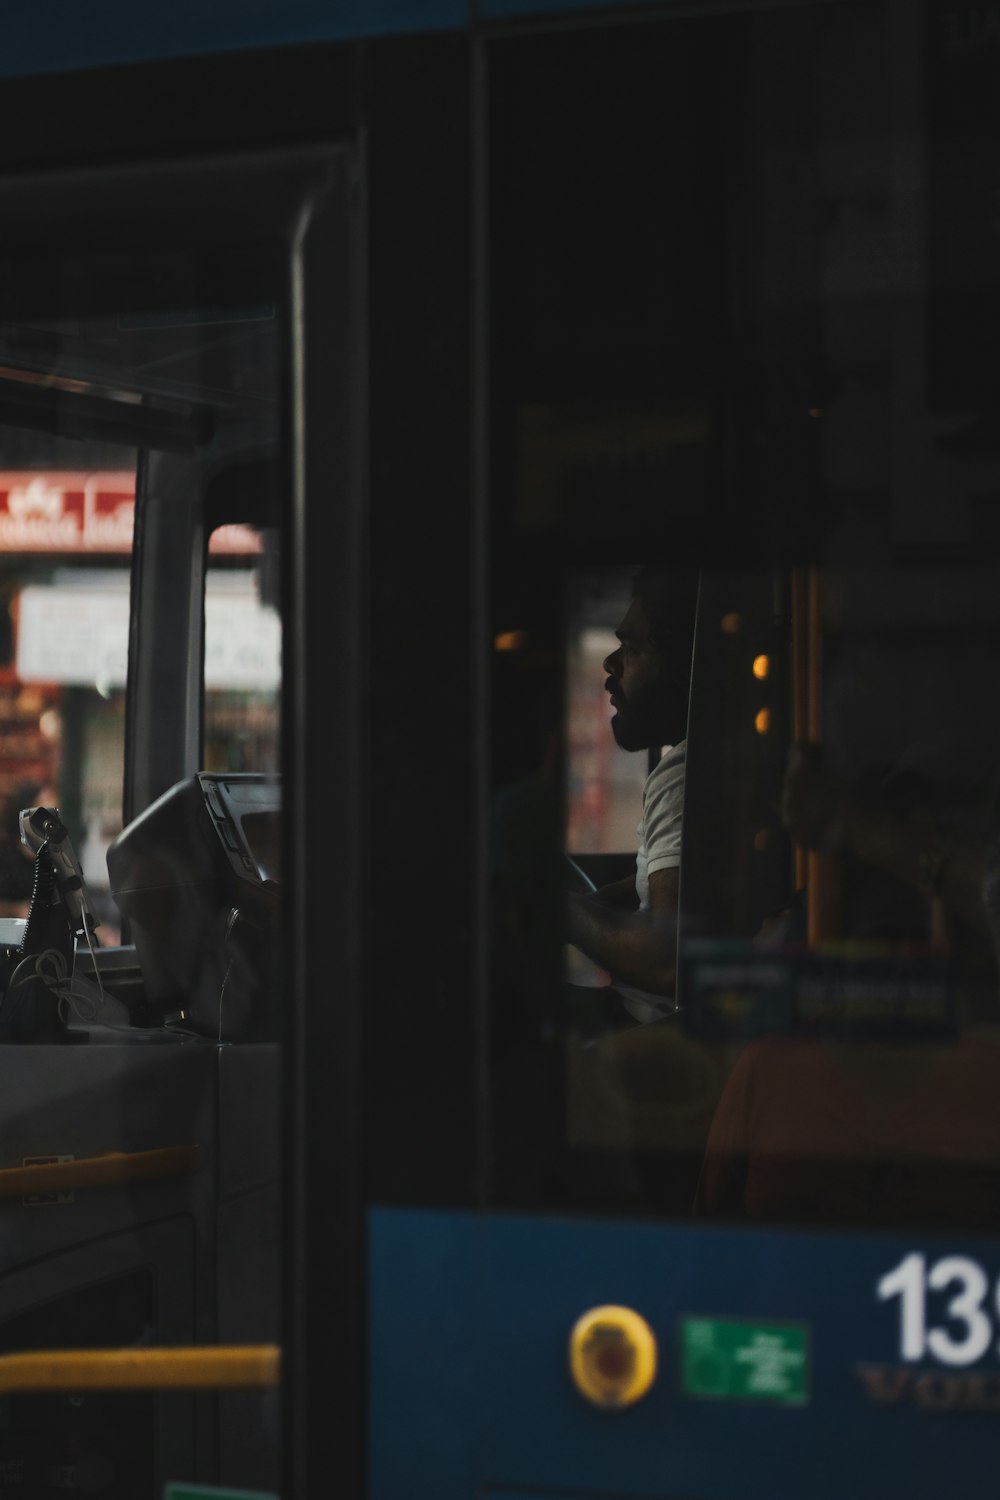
top-left (790, 568), bottom-right (808, 892)
top-left (805, 567), bottom-right (843, 945)
top-left (806, 564), bottom-right (823, 744)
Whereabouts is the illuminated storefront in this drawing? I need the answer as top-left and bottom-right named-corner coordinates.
top-left (0, 470), bottom-right (277, 937)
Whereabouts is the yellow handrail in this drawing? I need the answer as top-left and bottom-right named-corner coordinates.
top-left (0, 1344), bottom-right (280, 1393)
top-left (0, 1144), bottom-right (201, 1197)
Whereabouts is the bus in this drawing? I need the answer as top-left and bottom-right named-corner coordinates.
top-left (0, 1), bottom-right (993, 1496)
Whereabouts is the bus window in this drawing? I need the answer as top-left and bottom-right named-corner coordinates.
top-left (496, 549), bottom-right (1000, 1227)
top-left (0, 142), bottom-right (317, 1497)
top-left (0, 455), bottom-right (136, 941)
top-left (204, 525), bottom-right (281, 777)
top-left (487, 7), bottom-right (1000, 1245)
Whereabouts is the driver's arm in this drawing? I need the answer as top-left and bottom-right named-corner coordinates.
top-left (589, 875), bottom-right (640, 911)
top-left (566, 866), bottom-right (679, 994)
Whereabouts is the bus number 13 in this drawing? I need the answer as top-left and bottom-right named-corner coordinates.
top-left (878, 1253), bottom-right (997, 1366)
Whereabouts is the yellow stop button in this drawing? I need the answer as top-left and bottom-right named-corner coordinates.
top-left (568, 1304), bottom-right (658, 1409)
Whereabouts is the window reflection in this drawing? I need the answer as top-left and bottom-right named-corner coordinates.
top-left (495, 559), bottom-right (1000, 1228)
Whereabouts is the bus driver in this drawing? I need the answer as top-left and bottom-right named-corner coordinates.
top-left (565, 567), bottom-right (697, 1026)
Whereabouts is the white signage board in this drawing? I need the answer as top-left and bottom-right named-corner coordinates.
top-left (17, 586), bottom-right (129, 688)
top-left (17, 581), bottom-right (280, 690)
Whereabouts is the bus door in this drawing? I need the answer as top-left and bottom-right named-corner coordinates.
top-left (0, 143), bottom-right (360, 1498)
top-left (370, 7), bottom-right (1000, 1499)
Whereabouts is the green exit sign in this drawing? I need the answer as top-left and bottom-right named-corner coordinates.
top-left (680, 1316), bottom-right (809, 1405)
top-left (166, 1486), bottom-right (278, 1500)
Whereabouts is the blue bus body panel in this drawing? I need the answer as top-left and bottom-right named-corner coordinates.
top-left (0, 0), bottom-right (649, 78)
top-left (370, 1205), bottom-right (1000, 1500)
top-left (478, 0), bottom-right (632, 15)
top-left (0, 0), bottom-right (466, 78)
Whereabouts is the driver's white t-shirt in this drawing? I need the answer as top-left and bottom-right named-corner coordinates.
top-left (614, 740), bottom-right (685, 1023)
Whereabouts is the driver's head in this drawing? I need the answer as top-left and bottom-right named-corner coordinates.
top-left (603, 567), bottom-right (697, 752)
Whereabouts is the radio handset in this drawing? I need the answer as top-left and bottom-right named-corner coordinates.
top-left (19, 806), bottom-right (98, 943)
top-left (0, 806), bottom-right (101, 1042)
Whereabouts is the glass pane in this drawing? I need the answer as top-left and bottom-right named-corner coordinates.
top-left (0, 223), bottom-right (284, 1494)
top-left (488, 6), bottom-right (1000, 1239)
top-left (0, 464), bottom-right (133, 941)
top-left (205, 527), bottom-right (281, 776)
